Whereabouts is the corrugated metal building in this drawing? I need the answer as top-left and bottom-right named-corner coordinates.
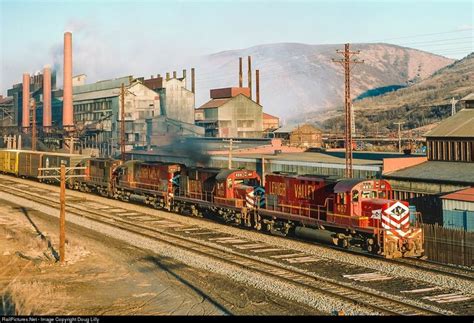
top-left (195, 87), bottom-right (263, 138)
top-left (143, 72), bottom-right (195, 125)
top-left (383, 99), bottom-right (474, 225)
top-left (0, 96), bottom-right (14, 129)
top-left (71, 76), bottom-right (161, 151)
top-left (441, 188), bottom-right (474, 231)
top-left (424, 93), bottom-right (474, 162)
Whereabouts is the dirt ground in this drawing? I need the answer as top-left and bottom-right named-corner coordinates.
top-left (0, 198), bottom-right (321, 315)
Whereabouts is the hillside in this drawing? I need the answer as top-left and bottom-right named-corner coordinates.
top-left (184, 43), bottom-right (453, 121)
top-left (320, 52), bottom-right (474, 133)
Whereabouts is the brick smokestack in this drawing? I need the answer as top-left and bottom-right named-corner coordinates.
top-left (22, 73), bottom-right (30, 132)
top-left (247, 56), bottom-right (252, 100)
top-left (256, 69), bottom-right (260, 105)
top-left (43, 65), bottom-right (52, 130)
top-left (173, 71), bottom-right (177, 79)
top-left (63, 31), bottom-right (74, 129)
top-left (191, 68), bottom-right (195, 94)
top-left (239, 57), bottom-right (243, 87)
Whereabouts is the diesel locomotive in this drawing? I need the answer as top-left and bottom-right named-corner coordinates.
top-left (0, 149), bottom-right (424, 259)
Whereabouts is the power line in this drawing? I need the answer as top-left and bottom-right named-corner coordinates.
top-left (369, 28), bottom-right (473, 43)
top-left (396, 36), bottom-right (473, 46)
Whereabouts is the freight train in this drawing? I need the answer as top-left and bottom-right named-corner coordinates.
top-left (0, 149), bottom-right (424, 259)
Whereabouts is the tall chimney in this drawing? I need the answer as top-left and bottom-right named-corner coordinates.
top-left (22, 73), bottom-right (30, 132)
top-left (182, 69), bottom-right (187, 88)
top-left (191, 68), bottom-right (195, 94)
top-left (247, 56), bottom-right (252, 100)
top-left (256, 69), bottom-right (260, 105)
top-left (173, 71), bottom-right (177, 79)
top-left (166, 72), bottom-right (170, 81)
top-left (63, 31), bottom-right (74, 130)
top-left (239, 57), bottom-right (243, 87)
top-left (43, 66), bottom-right (52, 130)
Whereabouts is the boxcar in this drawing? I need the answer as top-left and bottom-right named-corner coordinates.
top-left (0, 150), bottom-right (20, 175)
top-left (42, 152), bottom-right (85, 169)
top-left (18, 151), bottom-right (43, 178)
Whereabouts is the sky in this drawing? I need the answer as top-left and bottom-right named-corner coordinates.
top-left (0, 0), bottom-right (472, 95)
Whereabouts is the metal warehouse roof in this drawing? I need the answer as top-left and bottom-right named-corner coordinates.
top-left (424, 108), bottom-right (474, 138)
top-left (72, 88), bottom-right (121, 102)
top-left (460, 93), bottom-right (474, 101)
top-left (383, 161), bottom-right (474, 185)
top-left (441, 188), bottom-right (474, 202)
top-left (263, 112), bottom-right (279, 119)
top-left (197, 98), bottom-right (231, 109)
top-left (274, 124), bottom-right (321, 134)
top-left (237, 152), bottom-right (382, 166)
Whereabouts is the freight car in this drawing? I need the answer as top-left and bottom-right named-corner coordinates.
top-left (0, 150), bottom-right (20, 175)
top-left (0, 149), bottom-right (84, 179)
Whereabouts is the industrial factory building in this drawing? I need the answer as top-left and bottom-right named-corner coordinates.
top-left (195, 87), bottom-right (263, 138)
top-left (383, 95), bottom-right (474, 225)
top-left (143, 70), bottom-right (196, 125)
top-left (0, 96), bottom-right (14, 129)
top-left (72, 75), bottom-right (161, 150)
top-left (6, 68), bottom-right (59, 130)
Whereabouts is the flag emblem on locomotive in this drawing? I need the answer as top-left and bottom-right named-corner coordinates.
top-left (382, 201), bottom-right (411, 236)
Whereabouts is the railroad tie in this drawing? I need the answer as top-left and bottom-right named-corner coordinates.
top-left (342, 272), bottom-right (393, 282)
top-left (422, 293), bottom-right (473, 303)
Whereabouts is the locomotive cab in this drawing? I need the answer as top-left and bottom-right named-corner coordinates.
top-left (214, 169), bottom-right (261, 209)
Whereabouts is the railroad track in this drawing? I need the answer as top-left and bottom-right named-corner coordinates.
top-left (0, 181), bottom-right (445, 315)
top-left (287, 235), bottom-right (473, 281)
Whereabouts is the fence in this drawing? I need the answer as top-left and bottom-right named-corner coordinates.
top-left (423, 223), bottom-right (473, 267)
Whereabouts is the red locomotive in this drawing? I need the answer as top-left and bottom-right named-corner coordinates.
top-left (261, 174), bottom-right (423, 258)
top-left (6, 148), bottom-right (421, 259)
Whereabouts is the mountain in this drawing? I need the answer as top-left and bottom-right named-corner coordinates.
top-left (186, 43), bottom-right (453, 121)
top-left (321, 52), bottom-right (474, 133)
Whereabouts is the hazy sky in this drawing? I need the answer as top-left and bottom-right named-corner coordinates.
top-left (0, 0), bottom-right (472, 94)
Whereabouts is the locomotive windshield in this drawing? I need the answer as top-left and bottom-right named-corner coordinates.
top-left (236, 178), bottom-right (260, 187)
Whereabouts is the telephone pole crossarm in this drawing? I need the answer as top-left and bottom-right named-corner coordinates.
top-left (223, 138), bottom-right (241, 170)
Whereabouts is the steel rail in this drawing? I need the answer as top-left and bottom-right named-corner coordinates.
top-left (0, 182), bottom-right (444, 316)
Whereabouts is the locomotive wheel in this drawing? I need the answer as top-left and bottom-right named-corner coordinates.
top-left (338, 239), bottom-right (349, 249)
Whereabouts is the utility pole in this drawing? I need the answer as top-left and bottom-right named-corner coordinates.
top-left (120, 83), bottom-right (126, 161)
top-left (332, 43), bottom-right (364, 178)
top-left (394, 122), bottom-right (405, 153)
top-left (451, 97), bottom-right (458, 116)
top-left (59, 164), bottom-right (65, 263)
top-left (30, 98), bottom-right (36, 151)
top-left (223, 138), bottom-right (241, 169)
top-left (64, 136), bottom-right (79, 154)
top-left (38, 163), bottom-right (86, 264)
